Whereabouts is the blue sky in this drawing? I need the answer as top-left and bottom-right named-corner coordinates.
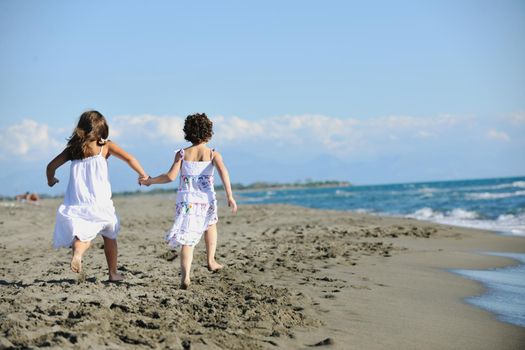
top-left (0, 0), bottom-right (524, 196)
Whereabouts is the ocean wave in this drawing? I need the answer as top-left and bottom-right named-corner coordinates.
top-left (417, 187), bottom-right (439, 197)
top-left (418, 188), bottom-right (437, 193)
top-left (335, 189), bottom-right (353, 197)
top-left (239, 189), bottom-right (339, 203)
top-left (407, 207), bottom-right (479, 220)
top-left (466, 191), bottom-right (525, 200)
top-left (512, 181), bottom-right (525, 188)
top-left (238, 177), bottom-right (525, 236)
top-left (460, 181), bottom-right (525, 192)
top-left (453, 252), bottom-right (525, 328)
top-left (406, 208), bottom-right (525, 236)
top-left (493, 181), bottom-right (525, 189)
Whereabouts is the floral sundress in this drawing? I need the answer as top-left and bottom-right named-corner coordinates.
top-left (165, 148), bottom-right (218, 248)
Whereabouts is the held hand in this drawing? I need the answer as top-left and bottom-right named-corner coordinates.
top-left (138, 175), bottom-right (152, 186)
top-left (228, 196), bottom-right (238, 214)
top-left (48, 177), bottom-right (59, 187)
top-left (138, 174), bottom-right (147, 186)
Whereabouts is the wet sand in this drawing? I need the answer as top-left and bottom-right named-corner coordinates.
top-left (1, 195), bottom-right (524, 349)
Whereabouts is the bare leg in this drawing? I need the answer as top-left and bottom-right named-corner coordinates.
top-left (103, 236), bottom-right (124, 281)
top-left (205, 224), bottom-right (223, 271)
top-left (71, 238), bottom-right (90, 273)
top-left (180, 245), bottom-right (194, 289)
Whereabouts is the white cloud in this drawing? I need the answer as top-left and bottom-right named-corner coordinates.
top-left (112, 113), bottom-right (362, 150)
top-left (368, 114), bottom-right (459, 129)
top-left (107, 113), bottom-right (471, 157)
top-left (416, 130), bottom-right (433, 138)
top-left (487, 129), bottom-right (510, 142)
top-left (216, 114), bottom-right (466, 154)
top-left (214, 115), bottom-right (265, 141)
top-left (0, 113), bottom-right (494, 161)
top-left (211, 114), bottom-right (364, 152)
top-left (111, 115), bottom-right (185, 143)
top-left (0, 119), bottom-right (62, 160)
top-left (509, 112), bottom-right (525, 125)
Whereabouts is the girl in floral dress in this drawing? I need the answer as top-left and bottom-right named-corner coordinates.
top-left (141, 113), bottom-right (237, 289)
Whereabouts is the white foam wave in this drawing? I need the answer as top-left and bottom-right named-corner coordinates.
top-left (418, 187), bottom-right (440, 193)
top-left (469, 181), bottom-right (525, 191)
top-left (406, 207), bottom-right (525, 236)
top-left (335, 189), bottom-right (353, 197)
top-left (417, 187), bottom-right (439, 197)
top-left (409, 207), bottom-right (444, 219)
top-left (453, 253), bottom-right (525, 328)
top-left (467, 191), bottom-right (525, 200)
top-left (450, 208), bottom-right (480, 219)
top-left (447, 181), bottom-right (525, 193)
top-left (408, 207), bottom-right (479, 220)
top-left (493, 181), bottom-right (525, 189)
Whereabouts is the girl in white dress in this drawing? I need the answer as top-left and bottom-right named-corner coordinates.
top-left (46, 110), bottom-right (148, 281)
top-left (141, 113), bottom-right (237, 289)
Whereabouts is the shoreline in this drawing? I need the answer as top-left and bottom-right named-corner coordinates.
top-left (450, 251), bottom-right (525, 328)
top-left (275, 219), bottom-right (525, 349)
top-left (1, 197), bottom-right (524, 349)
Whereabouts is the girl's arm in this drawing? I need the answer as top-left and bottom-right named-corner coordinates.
top-left (107, 141), bottom-right (148, 179)
top-left (213, 152), bottom-right (238, 213)
top-left (46, 149), bottom-right (69, 187)
top-left (141, 152), bottom-right (182, 185)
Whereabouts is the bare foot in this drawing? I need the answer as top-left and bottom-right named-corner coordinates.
top-left (181, 279), bottom-right (191, 290)
top-left (70, 254), bottom-right (82, 273)
top-left (109, 272), bottom-right (125, 282)
top-left (207, 261), bottom-right (224, 272)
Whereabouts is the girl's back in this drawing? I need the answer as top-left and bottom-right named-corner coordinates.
top-left (181, 145), bottom-right (214, 162)
top-left (47, 110), bottom-right (148, 281)
top-left (139, 112), bottom-right (237, 288)
top-left (64, 144), bottom-right (112, 206)
top-left (178, 146), bottom-right (215, 201)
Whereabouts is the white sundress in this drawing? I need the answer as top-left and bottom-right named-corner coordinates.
top-left (53, 145), bottom-right (119, 249)
top-left (165, 148), bottom-right (218, 249)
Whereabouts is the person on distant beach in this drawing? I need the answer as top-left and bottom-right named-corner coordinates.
top-left (15, 191), bottom-right (40, 204)
top-left (140, 113), bottom-right (237, 289)
top-left (46, 110), bottom-right (148, 281)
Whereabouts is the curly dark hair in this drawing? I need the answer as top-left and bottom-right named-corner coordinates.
top-left (183, 113), bottom-right (213, 144)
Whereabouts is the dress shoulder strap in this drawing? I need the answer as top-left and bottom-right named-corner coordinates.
top-left (98, 144), bottom-right (104, 155)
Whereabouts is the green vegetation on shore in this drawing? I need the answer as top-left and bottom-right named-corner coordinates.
top-left (113, 180), bottom-right (351, 197)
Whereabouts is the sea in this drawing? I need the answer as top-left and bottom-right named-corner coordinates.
top-left (237, 176), bottom-right (525, 327)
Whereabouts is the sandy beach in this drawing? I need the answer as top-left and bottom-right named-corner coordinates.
top-left (1, 194), bottom-right (524, 349)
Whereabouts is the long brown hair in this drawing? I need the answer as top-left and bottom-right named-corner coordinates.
top-left (66, 110), bottom-right (109, 160)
